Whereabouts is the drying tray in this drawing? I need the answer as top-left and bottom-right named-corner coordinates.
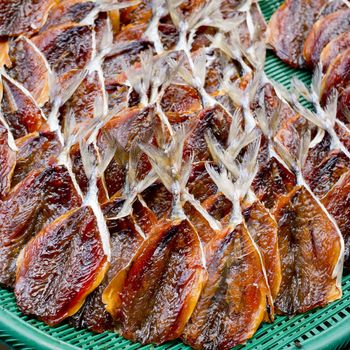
top-left (1, 0), bottom-right (350, 349)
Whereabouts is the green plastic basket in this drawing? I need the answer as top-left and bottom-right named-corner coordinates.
top-left (1, 1), bottom-right (350, 349)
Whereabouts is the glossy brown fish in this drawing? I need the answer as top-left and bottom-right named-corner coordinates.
top-left (59, 69), bottom-right (105, 128)
top-left (102, 219), bottom-right (206, 344)
top-left (15, 206), bottom-right (108, 325)
top-left (69, 143), bottom-right (109, 204)
top-left (0, 0), bottom-right (57, 36)
top-left (184, 105), bottom-right (232, 162)
top-left (304, 9), bottom-right (350, 68)
top-left (187, 162), bottom-right (219, 203)
top-left (273, 185), bottom-right (342, 314)
top-left (0, 166), bottom-right (81, 287)
top-left (97, 106), bottom-right (157, 197)
top-left (252, 154), bottom-right (297, 209)
top-left (243, 200), bottom-right (281, 300)
top-left (119, 0), bottom-right (152, 27)
top-left (337, 85), bottom-right (350, 123)
top-left (141, 182), bottom-right (173, 220)
top-left (160, 84), bottom-right (202, 125)
top-left (158, 22), bottom-right (179, 51)
top-left (267, 0), bottom-right (327, 68)
top-left (322, 170), bottom-right (350, 269)
top-left (32, 24), bottom-right (94, 89)
top-left (304, 150), bottom-right (350, 197)
top-left (303, 132), bottom-right (332, 176)
top-left (105, 82), bottom-right (133, 111)
top-left (0, 40), bottom-right (10, 69)
top-left (318, 0), bottom-right (349, 17)
top-left (113, 23), bottom-right (146, 43)
top-left (182, 223), bottom-right (271, 350)
top-left (12, 131), bottom-right (61, 187)
top-left (102, 40), bottom-right (154, 86)
top-left (320, 31), bottom-right (350, 72)
top-left (40, 0), bottom-right (96, 32)
top-left (6, 37), bottom-right (51, 106)
top-left (0, 0), bottom-right (346, 348)
top-left (69, 199), bottom-right (156, 332)
top-left (320, 47), bottom-right (350, 106)
top-left (184, 202), bottom-right (218, 246)
top-left (276, 113), bottom-right (306, 161)
top-left (1, 75), bottom-right (47, 139)
top-left (335, 120), bottom-right (350, 152)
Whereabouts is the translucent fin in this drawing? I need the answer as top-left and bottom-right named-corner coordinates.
top-left (58, 110), bottom-right (85, 200)
top-left (166, 0), bottom-right (183, 28)
top-left (309, 127), bottom-right (325, 148)
top-left (141, 127), bottom-right (220, 229)
top-left (112, 145), bottom-right (158, 220)
top-left (144, 0), bottom-right (166, 54)
top-left (81, 0), bottom-right (140, 25)
top-left (167, 57), bottom-right (216, 108)
top-left (48, 69), bottom-right (87, 142)
top-left (289, 82), bottom-right (350, 158)
top-left (205, 164), bottom-right (242, 226)
top-left (185, 0), bottom-right (224, 32)
top-left (80, 139), bottom-right (111, 260)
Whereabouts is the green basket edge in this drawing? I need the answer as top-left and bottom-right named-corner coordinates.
top-left (0, 0), bottom-right (350, 349)
top-left (302, 316), bottom-right (350, 350)
top-left (0, 307), bottom-right (79, 350)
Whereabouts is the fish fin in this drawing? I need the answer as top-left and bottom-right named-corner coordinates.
top-left (323, 89), bottom-right (338, 128)
top-left (291, 76), bottom-right (312, 102)
top-left (205, 163), bottom-right (242, 225)
top-left (311, 65), bottom-right (322, 100)
top-left (274, 138), bottom-right (296, 173)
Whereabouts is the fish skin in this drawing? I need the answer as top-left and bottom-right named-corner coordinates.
top-left (273, 186), bottom-right (342, 315)
top-left (32, 23), bottom-right (94, 90)
top-left (304, 150), bottom-right (350, 198)
top-left (69, 199), bottom-right (156, 333)
top-left (1, 1), bottom-right (349, 348)
top-left (6, 37), bottom-right (51, 107)
top-left (253, 155), bottom-right (297, 210)
top-left (303, 9), bottom-right (350, 68)
top-left (322, 170), bottom-right (350, 269)
top-left (318, 0), bottom-right (349, 18)
top-left (13, 132), bottom-right (61, 187)
top-left (102, 219), bottom-right (207, 344)
top-left (39, 0), bottom-right (96, 33)
top-left (320, 48), bottom-right (350, 106)
top-left (15, 206), bottom-right (108, 325)
top-left (182, 223), bottom-right (271, 350)
top-left (0, 166), bottom-right (81, 288)
top-left (0, 0), bottom-right (57, 36)
top-left (160, 83), bottom-right (202, 124)
top-left (320, 31), bottom-right (350, 73)
top-left (337, 85), bottom-right (350, 124)
top-left (119, 0), bottom-right (152, 27)
top-left (267, 0), bottom-right (327, 68)
top-left (243, 200), bottom-right (281, 300)
top-left (1, 76), bottom-right (47, 139)
top-left (184, 105), bottom-right (232, 162)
